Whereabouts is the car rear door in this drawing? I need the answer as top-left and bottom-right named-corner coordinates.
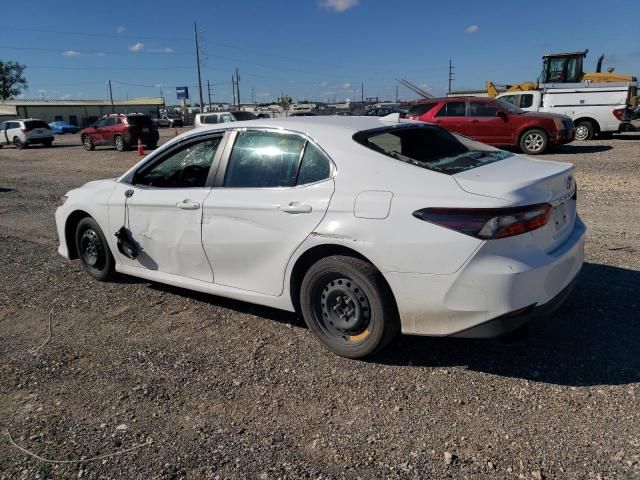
top-left (432, 101), bottom-right (467, 135)
top-left (201, 128), bottom-right (335, 296)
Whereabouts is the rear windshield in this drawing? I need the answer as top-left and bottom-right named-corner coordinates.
top-left (24, 120), bottom-right (51, 130)
top-left (231, 111), bottom-right (257, 121)
top-left (353, 125), bottom-right (513, 175)
top-left (126, 115), bottom-right (153, 126)
top-left (407, 103), bottom-right (437, 116)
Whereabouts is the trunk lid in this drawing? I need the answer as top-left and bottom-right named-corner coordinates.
top-left (453, 154), bottom-right (577, 251)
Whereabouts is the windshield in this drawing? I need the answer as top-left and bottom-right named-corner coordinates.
top-left (495, 99), bottom-right (525, 114)
top-left (353, 125), bottom-right (513, 175)
top-left (24, 120), bottom-right (51, 130)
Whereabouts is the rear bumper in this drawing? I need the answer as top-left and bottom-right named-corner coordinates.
top-left (26, 136), bottom-right (54, 144)
top-left (387, 216), bottom-right (586, 336)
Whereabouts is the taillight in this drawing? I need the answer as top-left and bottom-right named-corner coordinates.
top-left (21, 128), bottom-right (31, 133)
top-left (413, 203), bottom-right (552, 239)
top-left (612, 108), bottom-right (625, 121)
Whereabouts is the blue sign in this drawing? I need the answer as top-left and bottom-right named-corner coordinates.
top-left (176, 87), bottom-right (189, 100)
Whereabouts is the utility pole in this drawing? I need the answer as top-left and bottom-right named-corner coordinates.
top-left (395, 85), bottom-right (399, 103)
top-left (448, 59), bottom-right (455, 95)
top-left (194, 21), bottom-right (204, 112)
top-left (108, 80), bottom-right (114, 113)
top-left (252, 87), bottom-right (255, 104)
top-left (361, 81), bottom-right (364, 111)
top-left (235, 68), bottom-right (241, 107)
top-left (232, 74), bottom-right (236, 106)
top-left (207, 80), bottom-right (212, 111)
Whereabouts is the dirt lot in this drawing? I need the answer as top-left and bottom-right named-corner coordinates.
top-left (1, 129), bottom-right (639, 479)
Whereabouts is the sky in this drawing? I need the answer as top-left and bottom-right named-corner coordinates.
top-left (1, 0), bottom-right (638, 105)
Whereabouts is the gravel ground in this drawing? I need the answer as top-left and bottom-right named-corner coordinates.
top-left (0, 129), bottom-right (639, 479)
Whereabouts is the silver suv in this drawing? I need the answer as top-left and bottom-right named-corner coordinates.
top-left (1, 119), bottom-right (54, 149)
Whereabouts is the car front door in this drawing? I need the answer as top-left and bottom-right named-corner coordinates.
top-left (201, 128), bottom-right (335, 296)
top-left (108, 132), bottom-right (227, 281)
top-left (91, 118), bottom-right (109, 144)
top-left (432, 101), bottom-right (467, 135)
top-left (467, 101), bottom-right (512, 145)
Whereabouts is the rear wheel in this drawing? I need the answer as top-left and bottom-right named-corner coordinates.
top-left (114, 135), bottom-right (126, 152)
top-left (575, 120), bottom-right (595, 141)
top-left (82, 135), bottom-right (95, 151)
top-left (299, 255), bottom-right (399, 358)
top-left (13, 137), bottom-right (24, 150)
top-left (75, 217), bottom-right (115, 281)
top-left (520, 129), bottom-right (548, 155)
top-left (44, 140), bottom-right (53, 148)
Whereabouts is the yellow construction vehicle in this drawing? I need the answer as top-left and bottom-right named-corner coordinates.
top-left (487, 50), bottom-right (637, 97)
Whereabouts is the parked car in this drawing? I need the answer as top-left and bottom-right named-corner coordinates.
top-left (80, 114), bottom-right (159, 152)
top-left (407, 97), bottom-right (575, 155)
top-left (157, 114), bottom-right (184, 128)
top-left (194, 111), bottom-right (258, 127)
top-left (55, 116), bottom-right (584, 358)
top-left (1, 119), bottom-right (54, 149)
top-left (256, 113), bottom-right (271, 119)
top-left (49, 121), bottom-right (81, 135)
top-left (365, 107), bottom-right (407, 117)
top-left (289, 112), bottom-right (316, 117)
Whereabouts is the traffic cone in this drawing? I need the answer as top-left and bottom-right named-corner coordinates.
top-left (137, 138), bottom-right (144, 157)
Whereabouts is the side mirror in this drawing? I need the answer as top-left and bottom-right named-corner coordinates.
top-left (496, 111), bottom-right (508, 121)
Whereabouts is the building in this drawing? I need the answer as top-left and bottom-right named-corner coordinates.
top-left (0, 97), bottom-right (165, 126)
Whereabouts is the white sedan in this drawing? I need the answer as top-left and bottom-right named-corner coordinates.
top-left (55, 116), bottom-right (585, 358)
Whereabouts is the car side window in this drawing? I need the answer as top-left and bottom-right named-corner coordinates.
top-left (297, 143), bottom-right (331, 185)
top-left (224, 131), bottom-right (305, 188)
top-left (134, 136), bottom-right (222, 188)
top-left (220, 114), bottom-right (234, 123)
top-left (520, 94), bottom-right (534, 108)
top-left (115, 118), bottom-right (124, 125)
top-left (204, 115), bottom-right (218, 124)
top-left (468, 102), bottom-right (498, 117)
top-left (435, 102), bottom-right (466, 117)
top-left (94, 118), bottom-right (109, 128)
top-left (105, 118), bottom-right (117, 127)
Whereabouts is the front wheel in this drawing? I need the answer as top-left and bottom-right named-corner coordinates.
top-left (520, 129), bottom-right (548, 155)
top-left (75, 217), bottom-right (115, 281)
top-left (575, 120), bottom-right (595, 141)
top-left (44, 140), bottom-right (53, 148)
top-left (114, 135), bottom-right (126, 152)
top-left (299, 255), bottom-right (399, 358)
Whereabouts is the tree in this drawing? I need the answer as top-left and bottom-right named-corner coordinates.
top-left (0, 61), bottom-right (28, 101)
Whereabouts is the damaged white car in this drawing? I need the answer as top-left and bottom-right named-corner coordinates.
top-left (55, 116), bottom-right (585, 358)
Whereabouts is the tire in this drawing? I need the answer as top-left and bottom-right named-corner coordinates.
top-left (147, 142), bottom-right (157, 149)
top-left (44, 140), bottom-right (53, 148)
top-left (75, 217), bottom-right (115, 282)
top-left (519, 128), bottom-right (548, 155)
top-left (13, 137), bottom-right (24, 150)
top-left (299, 255), bottom-right (400, 358)
top-left (82, 135), bottom-right (95, 151)
top-left (575, 120), bottom-right (595, 141)
top-left (114, 135), bottom-right (126, 152)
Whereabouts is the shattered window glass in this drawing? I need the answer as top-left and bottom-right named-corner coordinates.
top-left (134, 137), bottom-right (222, 188)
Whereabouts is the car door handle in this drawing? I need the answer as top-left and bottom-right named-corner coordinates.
top-left (279, 202), bottom-right (312, 214)
top-left (176, 200), bottom-right (200, 210)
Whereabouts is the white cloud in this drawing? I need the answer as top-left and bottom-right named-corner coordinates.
top-left (38, 89), bottom-right (46, 94)
top-left (319, 81), bottom-right (328, 87)
top-left (95, 52), bottom-right (105, 57)
top-left (129, 42), bottom-right (145, 52)
top-left (342, 82), bottom-right (351, 89)
top-left (149, 47), bottom-right (174, 53)
top-left (60, 94), bottom-right (73, 100)
top-left (465, 24), bottom-right (479, 33)
top-left (320, 0), bottom-right (359, 13)
top-left (116, 26), bottom-right (126, 34)
top-left (62, 50), bottom-right (81, 57)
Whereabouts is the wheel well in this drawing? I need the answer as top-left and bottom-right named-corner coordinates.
top-left (574, 117), bottom-right (600, 133)
top-left (289, 244), bottom-right (397, 314)
top-left (64, 210), bottom-right (91, 259)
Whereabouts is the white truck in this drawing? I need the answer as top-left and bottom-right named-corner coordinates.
top-left (497, 82), bottom-right (637, 140)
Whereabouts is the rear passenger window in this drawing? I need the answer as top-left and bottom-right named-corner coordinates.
top-left (224, 131), bottom-right (305, 188)
top-left (435, 102), bottom-right (466, 117)
top-left (297, 143), bottom-right (330, 185)
top-left (407, 103), bottom-right (437, 116)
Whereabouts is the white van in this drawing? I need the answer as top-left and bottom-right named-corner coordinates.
top-left (194, 111), bottom-right (258, 128)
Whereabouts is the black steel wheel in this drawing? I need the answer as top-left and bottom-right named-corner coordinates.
top-left (300, 255), bottom-right (399, 358)
top-left (75, 217), bottom-right (115, 281)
